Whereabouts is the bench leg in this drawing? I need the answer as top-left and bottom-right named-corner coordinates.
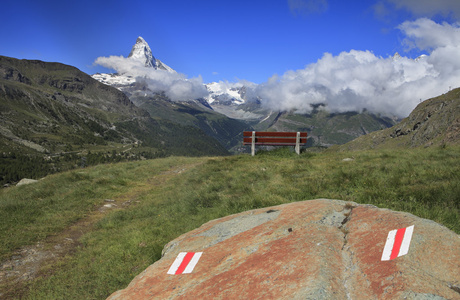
top-left (295, 132), bottom-right (300, 155)
top-left (251, 131), bottom-right (255, 156)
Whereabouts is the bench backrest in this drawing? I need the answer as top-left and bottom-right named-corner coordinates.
top-left (243, 131), bottom-right (308, 156)
top-left (243, 131), bottom-right (307, 146)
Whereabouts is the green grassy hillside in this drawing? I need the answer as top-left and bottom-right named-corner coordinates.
top-left (332, 87), bottom-right (460, 151)
top-left (130, 92), bottom-right (252, 151)
top-left (0, 56), bottom-right (228, 185)
top-left (1, 146), bottom-right (459, 299)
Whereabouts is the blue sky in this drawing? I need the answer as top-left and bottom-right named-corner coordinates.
top-left (2, 0), bottom-right (456, 83)
top-left (2, 0), bottom-right (460, 117)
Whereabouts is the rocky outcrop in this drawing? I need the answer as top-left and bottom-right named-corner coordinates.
top-left (16, 178), bottom-right (39, 186)
top-left (336, 88), bottom-right (460, 151)
top-left (389, 90), bottom-right (460, 147)
top-left (107, 199), bottom-right (460, 299)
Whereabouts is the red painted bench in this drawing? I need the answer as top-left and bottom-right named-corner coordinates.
top-left (243, 131), bottom-right (308, 156)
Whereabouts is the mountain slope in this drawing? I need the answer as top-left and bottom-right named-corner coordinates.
top-left (0, 56), bottom-right (142, 153)
top-left (245, 107), bottom-right (396, 148)
top-left (331, 87), bottom-right (460, 151)
top-left (0, 56), bottom-right (228, 184)
top-left (129, 92), bottom-right (252, 151)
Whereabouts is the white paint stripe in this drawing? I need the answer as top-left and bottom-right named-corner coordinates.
top-left (183, 252), bottom-right (202, 274)
top-left (381, 229), bottom-right (397, 261)
top-left (167, 252), bottom-right (187, 275)
top-left (398, 225), bottom-right (414, 257)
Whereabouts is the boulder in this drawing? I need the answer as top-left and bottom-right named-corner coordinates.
top-left (107, 199), bottom-right (460, 299)
top-left (16, 178), bottom-right (38, 186)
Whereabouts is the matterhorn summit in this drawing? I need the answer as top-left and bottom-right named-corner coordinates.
top-left (128, 36), bottom-right (156, 68)
top-left (128, 36), bottom-right (176, 72)
top-left (92, 36), bottom-right (252, 110)
top-left (92, 36), bottom-right (176, 88)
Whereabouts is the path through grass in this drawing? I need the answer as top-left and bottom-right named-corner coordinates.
top-left (1, 146), bottom-right (459, 299)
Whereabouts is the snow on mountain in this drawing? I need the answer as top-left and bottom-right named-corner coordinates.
top-left (128, 36), bottom-right (176, 72)
top-left (203, 81), bottom-right (269, 121)
top-left (128, 36), bottom-right (155, 68)
top-left (92, 36), bottom-right (175, 88)
top-left (92, 73), bottom-right (136, 86)
top-left (92, 37), bottom-right (253, 107)
top-left (392, 52), bottom-right (427, 62)
top-left (205, 82), bottom-right (246, 105)
top-left (415, 54), bottom-right (427, 62)
top-left (392, 52), bottom-right (402, 61)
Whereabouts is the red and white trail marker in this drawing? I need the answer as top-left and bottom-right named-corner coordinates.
top-left (381, 225), bottom-right (414, 261)
top-left (167, 252), bottom-right (203, 275)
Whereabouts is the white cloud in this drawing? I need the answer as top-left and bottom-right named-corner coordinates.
top-left (94, 55), bottom-right (209, 101)
top-left (254, 18), bottom-right (460, 118)
top-left (398, 18), bottom-right (460, 50)
top-left (387, 0), bottom-right (460, 19)
top-left (94, 19), bottom-right (460, 118)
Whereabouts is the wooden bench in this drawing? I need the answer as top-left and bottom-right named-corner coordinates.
top-left (243, 131), bottom-right (308, 156)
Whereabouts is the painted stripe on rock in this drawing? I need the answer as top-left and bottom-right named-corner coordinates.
top-left (381, 225), bottom-right (414, 261)
top-left (398, 225), bottom-right (414, 257)
top-left (167, 252), bottom-right (203, 275)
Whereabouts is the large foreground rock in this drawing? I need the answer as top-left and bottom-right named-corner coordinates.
top-left (108, 199), bottom-right (460, 299)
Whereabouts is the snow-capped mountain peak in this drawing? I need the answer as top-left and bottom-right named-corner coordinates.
top-left (205, 82), bottom-right (246, 105)
top-left (93, 37), bottom-right (252, 109)
top-left (392, 52), bottom-right (428, 62)
top-left (92, 36), bottom-right (176, 87)
top-left (126, 36), bottom-right (175, 72)
top-left (128, 36), bottom-right (155, 68)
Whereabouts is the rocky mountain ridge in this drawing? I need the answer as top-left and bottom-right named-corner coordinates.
top-left (333, 87), bottom-right (460, 151)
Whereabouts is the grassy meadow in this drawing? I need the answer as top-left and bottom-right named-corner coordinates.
top-left (1, 145), bottom-right (459, 299)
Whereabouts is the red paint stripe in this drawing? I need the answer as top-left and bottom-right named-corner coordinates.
top-left (390, 227), bottom-right (406, 260)
top-left (175, 252), bottom-right (195, 274)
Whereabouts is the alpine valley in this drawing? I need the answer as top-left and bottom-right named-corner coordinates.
top-left (93, 37), bottom-right (398, 151)
top-left (1, 36), bottom-right (400, 185)
top-left (0, 55), bottom-right (227, 185)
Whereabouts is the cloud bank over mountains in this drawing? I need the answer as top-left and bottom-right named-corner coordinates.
top-left (95, 18), bottom-right (460, 118)
top-left (255, 18), bottom-right (460, 117)
top-left (94, 55), bottom-right (208, 101)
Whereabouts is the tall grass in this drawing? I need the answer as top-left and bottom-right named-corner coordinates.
top-left (1, 146), bottom-right (458, 299)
